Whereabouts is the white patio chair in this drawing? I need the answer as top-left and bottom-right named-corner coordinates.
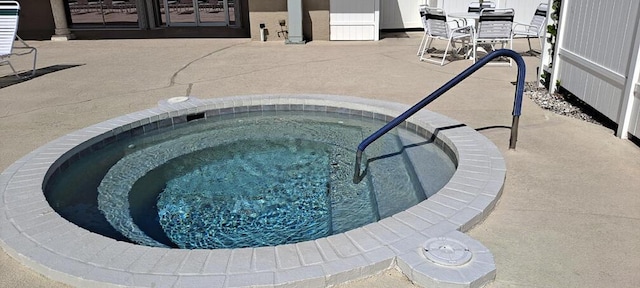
top-left (463, 1), bottom-right (496, 26)
top-left (419, 7), bottom-right (474, 66)
top-left (467, 1), bottom-right (496, 13)
top-left (418, 5), bottom-right (467, 56)
top-left (512, 3), bottom-right (548, 54)
top-left (473, 8), bottom-right (514, 66)
top-left (417, 5), bottom-right (429, 56)
top-left (0, 1), bottom-right (37, 79)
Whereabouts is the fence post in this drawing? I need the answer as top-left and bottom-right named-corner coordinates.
top-left (616, 4), bottom-right (640, 139)
top-left (548, 0), bottom-right (567, 93)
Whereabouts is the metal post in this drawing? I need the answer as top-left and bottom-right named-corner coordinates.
top-left (286, 0), bottom-right (305, 44)
top-left (353, 150), bottom-right (363, 183)
top-left (509, 116), bottom-right (520, 149)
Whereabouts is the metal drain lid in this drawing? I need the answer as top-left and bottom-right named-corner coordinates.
top-left (423, 237), bottom-right (473, 266)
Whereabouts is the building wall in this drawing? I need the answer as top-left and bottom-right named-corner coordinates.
top-left (248, 0), bottom-right (329, 42)
top-left (381, 0), bottom-right (543, 30)
top-left (329, 0), bottom-right (379, 41)
top-left (17, 0), bottom-right (55, 40)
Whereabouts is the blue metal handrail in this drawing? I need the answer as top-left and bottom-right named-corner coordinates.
top-left (353, 49), bottom-right (526, 183)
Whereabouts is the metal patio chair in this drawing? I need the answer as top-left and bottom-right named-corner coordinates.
top-left (0, 1), bottom-right (37, 79)
top-left (473, 8), bottom-right (514, 66)
top-left (419, 7), bottom-right (474, 66)
top-left (512, 3), bottom-right (549, 54)
top-left (463, 1), bottom-right (496, 26)
top-left (417, 5), bottom-right (430, 56)
top-left (467, 1), bottom-right (496, 13)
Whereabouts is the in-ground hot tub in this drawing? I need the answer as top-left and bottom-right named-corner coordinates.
top-left (0, 95), bottom-right (505, 288)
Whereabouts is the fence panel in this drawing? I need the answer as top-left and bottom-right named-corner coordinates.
top-left (547, 0), bottom-right (640, 139)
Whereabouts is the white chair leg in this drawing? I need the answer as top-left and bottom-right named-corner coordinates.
top-left (442, 38), bottom-right (452, 66)
top-left (509, 39), bottom-right (513, 66)
top-left (419, 37), bottom-right (435, 62)
top-left (538, 36), bottom-right (544, 54)
top-left (417, 30), bottom-right (427, 56)
top-left (419, 37), bottom-right (429, 61)
top-left (472, 41), bottom-right (477, 63)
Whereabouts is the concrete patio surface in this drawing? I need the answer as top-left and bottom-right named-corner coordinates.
top-left (1, 34), bottom-right (639, 287)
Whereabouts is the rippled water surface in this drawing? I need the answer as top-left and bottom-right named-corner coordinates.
top-left (45, 111), bottom-right (455, 249)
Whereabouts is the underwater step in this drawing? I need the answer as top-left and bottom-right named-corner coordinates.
top-left (398, 129), bottom-right (457, 198)
top-left (366, 133), bottom-right (427, 219)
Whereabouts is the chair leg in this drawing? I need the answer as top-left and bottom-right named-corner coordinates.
top-left (4, 45), bottom-right (38, 79)
top-left (419, 37), bottom-right (433, 62)
top-left (417, 30), bottom-right (427, 56)
top-left (2, 59), bottom-right (17, 78)
top-left (419, 37), bottom-right (428, 61)
top-left (508, 39), bottom-right (513, 66)
top-left (538, 36), bottom-right (544, 54)
top-left (472, 40), bottom-right (477, 64)
top-left (442, 39), bottom-right (453, 66)
top-left (29, 48), bottom-right (38, 78)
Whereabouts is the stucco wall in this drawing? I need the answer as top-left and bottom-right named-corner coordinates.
top-left (16, 0), bottom-right (55, 40)
top-left (248, 0), bottom-right (329, 42)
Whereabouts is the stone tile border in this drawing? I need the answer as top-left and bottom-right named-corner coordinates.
top-left (0, 95), bottom-right (505, 288)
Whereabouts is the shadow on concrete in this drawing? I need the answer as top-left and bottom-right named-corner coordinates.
top-left (0, 64), bottom-right (84, 89)
top-left (380, 30), bottom-right (415, 39)
top-left (476, 125), bottom-right (512, 131)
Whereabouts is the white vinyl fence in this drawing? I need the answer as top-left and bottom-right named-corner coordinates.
top-left (544, 0), bottom-right (640, 139)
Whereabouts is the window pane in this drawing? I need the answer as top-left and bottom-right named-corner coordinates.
top-left (69, 0), bottom-right (139, 26)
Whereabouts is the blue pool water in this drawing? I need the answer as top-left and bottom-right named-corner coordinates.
top-left (45, 111), bottom-right (456, 249)
top-left (156, 140), bottom-right (332, 249)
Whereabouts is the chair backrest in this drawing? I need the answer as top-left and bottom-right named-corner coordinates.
top-left (468, 1), bottom-right (496, 13)
top-left (528, 3), bottom-right (549, 35)
top-left (424, 7), bottom-right (449, 38)
top-left (0, 1), bottom-right (19, 57)
top-left (477, 8), bottom-right (514, 39)
top-left (419, 6), bottom-right (429, 31)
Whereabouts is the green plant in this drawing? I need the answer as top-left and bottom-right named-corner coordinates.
top-left (541, 0), bottom-right (562, 87)
top-left (546, 0), bottom-right (561, 68)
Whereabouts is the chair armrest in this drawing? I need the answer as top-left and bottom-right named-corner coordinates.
top-left (451, 25), bottom-right (474, 35)
top-left (512, 22), bottom-right (537, 32)
top-left (12, 36), bottom-right (37, 56)
top-left (447, 19), bottom-right (463, 28)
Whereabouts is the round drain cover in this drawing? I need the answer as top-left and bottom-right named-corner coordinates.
top-left (423, 237), bottom-right (472, 266)
top-left (167, 96), bottom-right (189, 104)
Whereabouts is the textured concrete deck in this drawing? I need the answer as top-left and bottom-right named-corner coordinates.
top-left (1, 34), bottom-right (639, 287)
